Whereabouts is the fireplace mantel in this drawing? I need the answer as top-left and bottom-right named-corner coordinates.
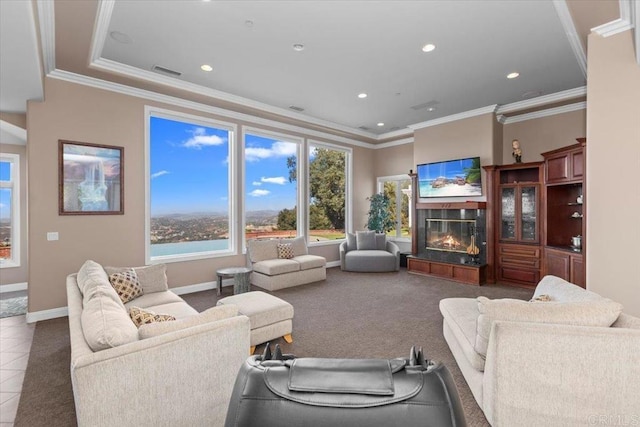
top-left (416, 201), bottom-right (486, 210)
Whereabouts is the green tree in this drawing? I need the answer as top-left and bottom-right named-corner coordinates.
top-left (277, 207), bottom-right (296, 230)
top-left (464, 158), bottom-right (481, 183)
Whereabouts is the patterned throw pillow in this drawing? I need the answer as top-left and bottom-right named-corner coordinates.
top-left (277, 243), bottom-right (295, 259)
top-left (109, 269), bottom-right (143, 304)
top-left (129, 306), bottom-right (176, 328)
top-left (530, 294), bottom-right (552, 302)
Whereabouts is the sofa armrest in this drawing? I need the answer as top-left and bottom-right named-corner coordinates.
top-left (483, 320), bottom-right (640, 427)
top-left (71, 315), bottom-right (251, 427)
top-left (386, 241), bottom-right (400, 270)
top-left (339, 240), bottom-right (348, 270)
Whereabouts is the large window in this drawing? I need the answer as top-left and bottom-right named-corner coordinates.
top-left (147, 111), bottom-right (235, 262)
top-left (377, 175), bottom-right (411, 239)
top-left (308, 143), bottom-right (349, 242)
top-left (0, 153), bottom-right (20, 267)
top-left (244, 130), bottom-right (301, 242)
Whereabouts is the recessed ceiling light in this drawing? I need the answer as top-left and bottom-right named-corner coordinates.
top-left (358, 93), bottom-right (368, 99)
top-left (422, 43), bottom-right (436, 52)
top-left (200, 64), bottom-right (213, 72)
top-left (293, 43), bottom-right (305, 51)
top-left (507, 72), bottom-right (520, 79)
top-left (245, 20), bottom-right (254, 27)
top-left (427, 107), bottom-right (436, 112)
top-left (377, 122), bottom-right (385, 127)
top-left (109, 31), bottom-right (132, 44)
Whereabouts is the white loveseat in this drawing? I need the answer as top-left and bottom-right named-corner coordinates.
top-left (246, 236), bottom-right (326, 291)
top-left (440, 275), bottom-right (640, 426)
top-left (66, 260), bottom-right (251, 427)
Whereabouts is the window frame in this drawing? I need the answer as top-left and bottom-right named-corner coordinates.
top-left (306, 139), bottom-right (352, 246)
top-left (377, 174), bottom-right (412, 242)
top-left (145, 106), bottom-right (238, 264)
top-left (0, 153), bottom-right (20, 268)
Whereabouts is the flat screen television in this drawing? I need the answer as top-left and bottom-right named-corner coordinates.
top-left (417, 156), bottom-right (482, 198)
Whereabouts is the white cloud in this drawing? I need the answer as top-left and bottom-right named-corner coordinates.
top-left (261, 176), bottom-right (287, 185)
top-left (252, 181), bottom-right (262, 186)
top-left (151, 170), bottom-right (170, 179)
top-left (183, 127), bottom-right (226, 149)
top-left (245, 140), bottom-right (297, 162)
top-left (249, 189), bottom-right (270, 197)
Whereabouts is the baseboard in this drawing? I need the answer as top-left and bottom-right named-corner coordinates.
top-left (26, 306), bottom-right (68, 324)
top-left (170, 280), bottom-right (226, 295)
top-left (326, 261), bottom-right (341, 268)
top-left (0, 282), bottom-right (28, 293)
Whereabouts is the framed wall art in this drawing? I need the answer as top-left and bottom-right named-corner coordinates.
top-left (59, 140), bottom-right (124, 215)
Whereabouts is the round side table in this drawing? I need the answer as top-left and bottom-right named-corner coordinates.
top-left (216, 267), bottom-right (252, 295)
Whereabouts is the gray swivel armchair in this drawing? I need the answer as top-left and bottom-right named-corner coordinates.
top-left (339, 231), bottom-right (400, 272)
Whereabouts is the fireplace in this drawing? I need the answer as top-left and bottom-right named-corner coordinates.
top-left (425, 219), bottom-right (476, 253)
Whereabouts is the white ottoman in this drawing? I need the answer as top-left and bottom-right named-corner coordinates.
top-left (217, 291), bottom-right (294, 354)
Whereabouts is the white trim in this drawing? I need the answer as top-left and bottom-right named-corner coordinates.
top-left (377, 127), bottom-right (414, 140)
top-left (0, 282), bottom-right (28, 293)
top-left (372, 137), bottom-right (414, 150)
top-left (36, 0), bottom-right (55, 75)
top-left (592, 0), bottom-right (634, 37)
top-left (552, 0), bottom-right (587, 78)
top-left (89, 0), bottom-right (116, 64)
top-left (632, 0), bottom-right (639, 65)
top-left (170, 280), bottom-right (218, 296)
top-left (495, 86), bottom-right (587, 114)
top-left (500, 101), bottom-right (586, 124)
top-left (26, 306), bottom-right (68, 323)
top-left (0, 120), bottom-right (27, 145)
top-left (326, 260), bottom-right (341, 268)
top-left (408, 105), bottom-right (498, 131)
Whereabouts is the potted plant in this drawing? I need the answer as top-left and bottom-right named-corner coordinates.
top-left (366, 193), bottom-right (395, 233)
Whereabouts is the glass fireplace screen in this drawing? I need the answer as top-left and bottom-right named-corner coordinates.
top-left (425, 219), bottom-right (476, 253)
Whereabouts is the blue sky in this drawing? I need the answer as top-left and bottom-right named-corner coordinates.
top-left (418, 157), bottom-right (477, 181)
top-left (150, 116), bottom-right (297, 215)
top-left (0, 162), bottom-right (11, 220)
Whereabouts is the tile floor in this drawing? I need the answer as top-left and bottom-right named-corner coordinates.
top-left (0, 314), bottom-right (34, 426)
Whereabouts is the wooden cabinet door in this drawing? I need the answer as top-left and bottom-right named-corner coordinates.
top-left (571, 255), bottom-right (585, 288)
top-left (545, 153), bottom-right (570, 183)
top-left (570, 150), bottom-right (584, 180)
top-left (545, 248), bottom-right (570, 280)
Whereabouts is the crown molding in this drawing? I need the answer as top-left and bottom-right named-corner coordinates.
top-left (499, 101), bottom-right (586, 124)
top-left (553, 0), bottom-right (587, 78)
top-left (372, 137), bottom-right (414, 150)
top-left (408, 105), bottom-right (498, 131)
top-left (592, 0), bottom-right (634, 37)
top-left (495, 86), bottom-right (586, 114)
top-left (36, 0), bottom-right (55, 75)
top-left (377, 127), bottom-right (413, 140)
top-left (90, 0), bottom-right (116, 64)
top-left (47, 69), bottom-right (377, 149)
top-left (0, 120), bottom-right (27, 145)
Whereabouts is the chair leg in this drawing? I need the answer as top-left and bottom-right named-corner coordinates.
top-left (283, 334), bottom-right (293, 344)
top-left (250, 346), bottom-right (255, 354)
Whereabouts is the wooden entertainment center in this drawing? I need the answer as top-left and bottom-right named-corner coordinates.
top-left (408, 139), bottom-right (586, 288)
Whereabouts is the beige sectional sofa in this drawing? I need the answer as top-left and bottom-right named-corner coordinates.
top-left (246, 236), bottom-right (326, 291)
top-left (66, 260), bottom-right (251, 427)
top-left (440, 275), bottom-right (640, 426)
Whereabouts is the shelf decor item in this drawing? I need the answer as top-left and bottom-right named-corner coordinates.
top-left (512, 139), bottom-right (523, 163)
top-left (59, 140), bottom-right (124, 215)
top-left (366, 193), bottom-right (394, 233)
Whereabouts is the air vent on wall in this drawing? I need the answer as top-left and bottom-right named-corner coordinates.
top-left (410, 100), bottom-right (439, 111)
top-left (151, 65), bottom-right (182, 77)
top-left (289, 105), bottom-right (305, 112)
top-left (358, 126), bottom-right (371, 131)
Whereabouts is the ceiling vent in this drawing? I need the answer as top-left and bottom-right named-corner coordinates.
top-left (289, 105), bottom-right (305, 112)
top-left (358, 126), bottom-right (371, 131)
top-left (410, 100), bottom-right (439, 111)
top-left (151, 65), bottom-right (182, 77)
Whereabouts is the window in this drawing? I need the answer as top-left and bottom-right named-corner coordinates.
top-left (377, 175), bottom-right (411, 239)
top-left (308, 142), bottom-right (350, 242)
top-left (244, 130), bottom-right (301, 243)
top-left (0, 153), bottom-right (20, 267)
top-left (147, 110), bottom-right (235, 262)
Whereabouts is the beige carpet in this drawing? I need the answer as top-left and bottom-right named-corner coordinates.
top-left (15, 267), bottom-right (532, 426)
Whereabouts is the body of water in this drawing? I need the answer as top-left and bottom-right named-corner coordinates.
top-left (150, 239), bottom-right (229, 257)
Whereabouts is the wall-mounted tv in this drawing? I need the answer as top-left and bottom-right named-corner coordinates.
top-left (417, 157), bottom-right (482, 198)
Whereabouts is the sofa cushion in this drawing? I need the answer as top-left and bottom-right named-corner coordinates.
top-left (440, 298), bottom-right (487, 371)
top-left (123, 290), bottom-right (185, 309)
top-left (279, 236), bottom-right (308, 256)
top-left (217, 291), bottom-right (293, 329)
top-left (292, 254), bottom-right (326, 271)
top-left (77, 259), bottom-right (110, 297)
top-left (144, 302), bottom-right (199, 319)
top-left (475, 295), bottom-right (623, 357)
top-left (344, 250), bottom-right (397, 272)
top-left (375, 233), bottom-right (386, 250)
top-left (346, 232), bottom-right (357, 252)
top-left (277, 243), bottom-right (295, 259)
top-left (129, 306), bottom-right (176, 327)
top-left (81, 288), bottom-right (139, 351)
top-left (533, 275), bottom-right (608, 303)
top-left (104, 264), bottom-right (169, 294)
top-left (356, 230), bottom-right (376, 250)
top-left (253, 259), bottom-right (300, 276)
top-left (247, 239), bottom-right (279, 263)
top-left (109, 269), bottom-right (143, 304)
top-left (138, 305), bottom-right (239, 339)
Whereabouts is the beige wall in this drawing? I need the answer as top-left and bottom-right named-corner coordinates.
top-left (351, 146), bottom-right (376, 231)
top-left (413, 113), bottom-right (498, 201)
top-left (586, 31), bottom-right (640, 316)
top-left (373, 143), bottom-right (414, 177)
top-left (0, 143), bottom-right (28, 286)
top-left (26, 78), bottom-right (369, 312)
top-left (502, 109), bottom-right (586, 164)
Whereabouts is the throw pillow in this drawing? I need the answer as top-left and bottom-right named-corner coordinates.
top-left (356, 230), bottom-right (377, 250)
top-left (375, 233), bottom-right (386, 250)
top-left (129, 306), bottom-right (176, 328)
top-left (277, 243), bottom-right (295, 259)
top-left (104, 264), bottom-right (169, 294)
top-left (346, 232), bottom-right (357, 251)
top-left (138, 305), bottom-right (239, 339)
top-left (109, 269), bottom-right (143, 304)
top-left (81, 288), bottom-right (139, 351)
top-left (279, 236), bottom-right (308, 256)
top-left (530, 294), bottom-right (552, 302)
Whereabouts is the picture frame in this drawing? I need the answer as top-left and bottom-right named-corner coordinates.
top-left (59, 140), bottom-right (124, 215)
